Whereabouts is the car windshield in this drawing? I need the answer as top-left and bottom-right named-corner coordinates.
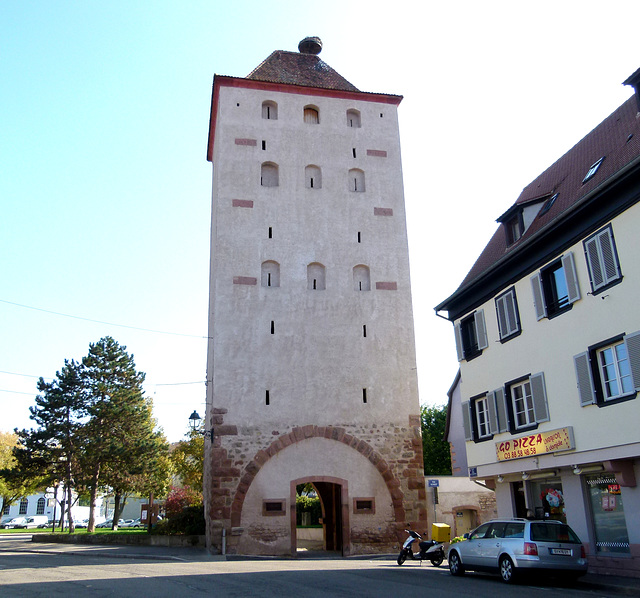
top-left (530, 523), bottom-right (581, 543)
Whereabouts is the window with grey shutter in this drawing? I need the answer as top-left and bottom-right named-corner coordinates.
top-left (584, 225), bottom-right (622, 293)
top-left (461, 401), bottom-right (472, 441)
top-left (495, 288), bottom-right (521, 340)
top-left (487, 391), bottom-right (498, 434)
top-left (530, 372), bottom-right (550, 423)
top-left (491, 387), bottom-right (509, 432)
top-left (530, 273), bottom-right (546, 320)
top-left (562, 252), bottom-right (581, 304)
top-left (474, 310), bottom-right (488, 351)
top-left (574, 351), bottom-right (596, 406)
top-left (454, 323), bottom-right (464, 362)
top-left (624, 330), bottom-right (640, 391)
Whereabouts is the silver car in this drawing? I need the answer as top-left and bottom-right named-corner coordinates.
top-left (447, 518), bottom-right (588, 583)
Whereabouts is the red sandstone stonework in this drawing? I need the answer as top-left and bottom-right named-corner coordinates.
top-left (205, 411), bottom-right (427, 555)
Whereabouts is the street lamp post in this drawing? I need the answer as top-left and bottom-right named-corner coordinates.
top-left (188, 410), bottom-right (214, 441)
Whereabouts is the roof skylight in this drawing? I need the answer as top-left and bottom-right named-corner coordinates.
top-left (582, 157), bottom-right (604, 184)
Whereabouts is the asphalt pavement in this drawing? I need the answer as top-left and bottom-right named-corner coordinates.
top-left (1, 534), bottom-right (638, 596)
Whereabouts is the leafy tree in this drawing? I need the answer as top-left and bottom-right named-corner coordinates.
top-left (12, 337), bottom-right (169, 533)
top-left (169, 431), bottom-right (204, 494)
top-left (421, 404), bottom-right (452, 475)
top-left (13, 360), bottom-right (86, 531)
top-left (0, 432), bottom-right (43, 514)
top-left (79, 337), bottom-right (169, 532)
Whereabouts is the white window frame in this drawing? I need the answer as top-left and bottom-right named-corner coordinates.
top-left (510, 380), bottom-right (535, 429)
top-left (596, 342), bottom-right (633, 401)
top-left (574, 331), bottom-right (640, 407)
top-left (474, 396), bottom-right (491, 439)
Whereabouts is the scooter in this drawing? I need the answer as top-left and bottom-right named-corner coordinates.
top-left (397, 528), bottom-right (445, 566)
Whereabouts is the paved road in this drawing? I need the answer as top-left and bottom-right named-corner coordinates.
top-left (0, 535), bottom-right (634, 598)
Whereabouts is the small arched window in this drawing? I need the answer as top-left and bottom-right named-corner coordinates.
top-left (346, 109), bottom-right (361, 128)
top-left (262, 100), bottom-right (278, 120)
top-left (353, 265), bottom-right (371, 291)
top-left (349, 168), bottom-right (365, 192)
top-left (261, 162), bottom-right (279, 187)
top-left (261, 261), bottom-right (280, 287)
top-left (305, 165), bottom-right (322, 189)
top-left (36, 497), bottom-right (46, 515)
top-left (307, 262), bottom-right (326, 290)
top-left (19, 498), bottom-right (28, 515)
top-left (304, 105), bottom-right (319, 124)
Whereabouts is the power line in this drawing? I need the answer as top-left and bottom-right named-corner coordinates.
top-left (0, 298), bottom-right (210, 339)
top-left (0, 389), bottom-right (36, 396)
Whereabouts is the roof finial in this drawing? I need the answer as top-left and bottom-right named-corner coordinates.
top-left (298, 36), bottom-right (322, 55)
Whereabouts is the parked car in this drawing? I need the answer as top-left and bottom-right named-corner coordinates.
top-left (120, 519), bottom-right (142, 528)
top-left (96, 519), bottom-right (124, 529)
top-left (0, 515), bottom-right (15, 528)
top-left (447, 518), bottom-right (588, 583)
top-left (14, 515), bottom-right (50, 529)
top-left (0, 517), bottom-right (28, 529)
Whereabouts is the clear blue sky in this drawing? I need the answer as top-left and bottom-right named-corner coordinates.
top-left (2, 1), bottom-right (639, 442)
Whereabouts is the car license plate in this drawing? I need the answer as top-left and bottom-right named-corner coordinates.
top-left (550, 548), bottom-right (571, 556)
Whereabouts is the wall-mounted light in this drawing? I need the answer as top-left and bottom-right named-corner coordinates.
top-left (573, 464), bottom-right (604, 475)
top-left (522, 470), bottom-right (557, 481)
top-left (189, 410), bottom-right (214, 441)
top-left (497, 475), bottom-right (505, 483)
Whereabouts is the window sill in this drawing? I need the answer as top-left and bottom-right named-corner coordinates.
top-left (499, 329), bottom-right (522, 343)
top-left (589, 276), bottom-right (623, 296)
top-left (597, 391), bottom-right (637, 407)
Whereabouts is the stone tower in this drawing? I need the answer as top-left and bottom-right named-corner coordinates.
top-left (204, 38), bottom-right (426, 556)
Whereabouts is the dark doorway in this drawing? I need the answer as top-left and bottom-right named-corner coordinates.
top-left (512, 481), bottom-right (527, 518)
top-left (290, 477), bottom-right (349, 556)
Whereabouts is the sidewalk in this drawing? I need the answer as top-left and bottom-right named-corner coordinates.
top-left (1, 536), bottom-right (638, 595)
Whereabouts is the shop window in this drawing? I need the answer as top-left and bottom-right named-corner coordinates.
top-left (530, 252), bottom-right (580, 319)
top-left (574, 331), bottom-right (640, 406)
top-left (454, 310), bottom-right (488, 361)
top-left (583, 224), bottom-right (622, 294)
top-left (587, 474), bottom-right (629, 554)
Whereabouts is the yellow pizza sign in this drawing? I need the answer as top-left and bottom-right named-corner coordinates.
top-left (496, 427), bottom-right (574, 461)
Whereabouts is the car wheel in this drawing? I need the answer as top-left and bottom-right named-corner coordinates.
top-left (430, 555), bottom-right (444, 567)
top-left (448, 551), bottom-right (464, 576)
top-left (397, 550), bottom-right (407, 566)
top-left (499, 555), bottom-right (516, 583)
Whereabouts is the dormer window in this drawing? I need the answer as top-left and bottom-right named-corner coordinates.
top-left (506, 215), bottom-right (523, 245)
top-left (583, 157), bottom-right (604, 183)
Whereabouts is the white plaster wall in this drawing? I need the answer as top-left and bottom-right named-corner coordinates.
top-left (455, 202), bottom-right (640, 474)
top-left (208, 84), bottom-right (418, 428)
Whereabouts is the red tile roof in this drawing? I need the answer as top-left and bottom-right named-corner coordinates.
top-left (247, 50), bottom-right (360, 92)
top-left (457, 95), bottom-right (640, 290)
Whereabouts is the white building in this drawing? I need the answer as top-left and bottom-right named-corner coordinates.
top-left (2, 488), bottom-right (99, 524)
top-left (436, 69), bottom-right (640, 578)
top-left (204, 37), bottom-right (425, 556)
